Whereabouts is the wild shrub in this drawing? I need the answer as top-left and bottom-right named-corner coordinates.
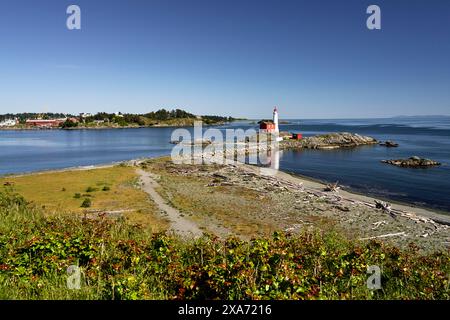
top-left (0, 191), bottom-right (449, 300)
top-left (85, 187), bottom-right (98, 193)
top-left (81, 198), bottom-right (92, 208)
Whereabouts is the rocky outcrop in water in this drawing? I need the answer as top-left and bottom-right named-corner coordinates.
top-left (170, 139), bottom-right (212, 146)
top-left (380, 140), bottom-right (399, 147)
top-left (382, 156), bottom-right (441, 168)
top-left (281, 132), bottom-right (378, 150)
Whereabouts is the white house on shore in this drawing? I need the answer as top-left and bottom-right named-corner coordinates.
top-left (0, 119), bottom-right (18, 127)
top-left (80, 113), bottom-right (93, 118)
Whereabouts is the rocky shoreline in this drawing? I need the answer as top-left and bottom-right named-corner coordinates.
top-left (382, 156), bottom-right (441, 168)
top-left (139, 157), bottom-right (450, 252)
top-left (171, 132), bottom-right (445, 174)
top-left (280, 132), bottom-right (378, 150)
top-left (170, 132), bottom-right (380, 161)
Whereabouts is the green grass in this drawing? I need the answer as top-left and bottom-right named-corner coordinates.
top-left (0, 165), bottom-right (168, 231)
top-left (0, 190), bottom-right (449, 300)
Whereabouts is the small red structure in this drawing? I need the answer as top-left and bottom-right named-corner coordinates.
top-left (25, 119), bottom-right (65, 128)
top-left (259, 121), bottom-right (276, 133)
top-left (292, 133), bottom-right (302, 140)
top-left (67, 117), bottom-right (79, 123)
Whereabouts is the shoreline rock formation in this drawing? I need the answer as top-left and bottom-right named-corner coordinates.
top-left (280, 132), bottom-right (378, 150)
top-left (380, 140), bottom-right (399, 147)
top-left (382, 156), bottom-right (441, 168)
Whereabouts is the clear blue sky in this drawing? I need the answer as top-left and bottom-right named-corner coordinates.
top-left (0, 0), bottom-right (449, 119)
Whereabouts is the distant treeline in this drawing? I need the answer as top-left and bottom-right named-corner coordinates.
top-left (85, 109), bottom-right (235, 126)
top-left (0, 109), bottom-right (236, 126)
top-left (0, 113), bottom-right (73, 123)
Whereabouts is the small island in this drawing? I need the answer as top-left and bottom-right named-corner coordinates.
top-left (379, 140), bottom-right (399, 147)
top-left (280, 132), bottom-right (378, 150)
top-left (382, 156), bottom-right (441, 168)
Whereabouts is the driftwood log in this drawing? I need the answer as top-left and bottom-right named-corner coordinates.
top-left (359, 232), bottom-right (407, 241)
top-left (324, 182), bottom-right (340, 192)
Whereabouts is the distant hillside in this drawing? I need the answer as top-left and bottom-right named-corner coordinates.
top-left (0, 109), bottom-right (237, 128)
top-left (0, 113), bottom-right (73, 123)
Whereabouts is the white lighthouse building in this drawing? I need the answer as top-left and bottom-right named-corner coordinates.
top-left (273, 107), bottom-right (283, 141)
top-left (273, 107), bottom-right (279, 133)
top-left (259, 106), bottom-right (283, 141)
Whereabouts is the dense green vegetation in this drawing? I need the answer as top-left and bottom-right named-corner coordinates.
top-left (0, 113), bottom-right (71, 123)
top-left (60, 119), bottom-right (79, 128)
top-left (82, 109), bottom-right (234, 126)
top-left (0, 109), bottom-right (236, 128)
top-left (0, 190), bottom-right (448, 300)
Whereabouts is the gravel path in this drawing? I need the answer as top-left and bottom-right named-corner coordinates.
top-left (136, 168), bottom-right (203, 238)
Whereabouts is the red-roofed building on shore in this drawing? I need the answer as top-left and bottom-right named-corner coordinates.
top-left (259, 120), bottom-right (276, 132)
top-left (259, 107), bottom-right (283, 142)
top-left (259, 107), bottom-right (280, 134)
top-left (25, 119), bottom-right (66, 128)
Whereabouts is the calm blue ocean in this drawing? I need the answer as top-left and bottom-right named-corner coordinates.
top-left (1, 117), bottom-right (449, 212)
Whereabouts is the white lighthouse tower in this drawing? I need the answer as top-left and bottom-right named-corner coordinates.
top-left (273, 107), bottom-right (279, 133)
top-left (273, 107), bottom-right (283, 141)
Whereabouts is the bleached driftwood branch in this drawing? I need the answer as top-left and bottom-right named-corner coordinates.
top-left (324, 181), bottom-right (340, 192)
top-left (359, 232), bottom-right (406, 241)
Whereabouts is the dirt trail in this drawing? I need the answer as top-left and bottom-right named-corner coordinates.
top-left (136, 168), bottom-right (203, 238)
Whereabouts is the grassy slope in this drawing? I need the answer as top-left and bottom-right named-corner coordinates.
top-left (0, 165), bottom-right (169, 232)
top-left (0, 190), bottom-right (449, 300)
